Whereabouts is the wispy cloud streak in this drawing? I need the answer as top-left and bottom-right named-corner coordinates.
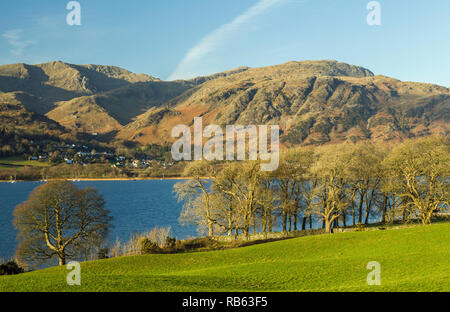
top-left (2, 29), bottom-right (36, 57)
top-left (168, 0), bottom-right (284, 80)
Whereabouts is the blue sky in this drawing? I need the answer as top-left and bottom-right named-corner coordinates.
top-left (0, 0), bottom-right (449, 86)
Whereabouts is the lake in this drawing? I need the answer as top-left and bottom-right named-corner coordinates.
top-left (0, 180), bottom-right (379, 261)
top-left (0, 180), bottom-right (197, 261)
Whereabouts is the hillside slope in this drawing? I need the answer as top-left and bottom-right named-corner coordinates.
top-left (47, 80), bottom-right (195, 134)
top-left (1, 60), bottom-right (449, 146)
top-left (0, 92), bottom-right (66, 135)
top-left (0, 91), bottom-right (71, 156)
top-left (120, 60), bottom-right (450, 145)
top-left (0, 61), bottom-right (165, 137)
top-left (0, 61), bottom-right (158, 113)
top-left (1, 223), bottom-right (448, 292)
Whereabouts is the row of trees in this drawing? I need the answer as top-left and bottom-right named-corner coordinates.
top-left (0, 162), bottom-right (186, 181)
top-left (175, 137), bottom-right (449, 238)
top-left (0, 163), bottom-right (129, 181)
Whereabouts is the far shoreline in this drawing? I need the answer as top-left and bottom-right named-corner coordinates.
top-left (0, 176), bottom-right (196, 183)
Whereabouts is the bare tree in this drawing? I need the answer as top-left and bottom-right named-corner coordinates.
top-left (214, 161), bottom-right (263, 239)
top-left (383, 137), bottom-right (449, 224)
top-left (311, 145), bottom-right (356, 233)
top-left (175, 161), bottom-right (217, 236)
top-left (345, 142), bottom-right (386, 225)
top-left (255, 171), bottom-right (277, 236)
top-left (13, 181), bottom-right (112, 267)
top-left (274, 149), bottom-right (310, 232)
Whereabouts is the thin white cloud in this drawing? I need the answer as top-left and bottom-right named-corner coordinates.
top-left (168, 0), bottom-right (285, 80)
top-left (2, 29), bottom-right (36, 57)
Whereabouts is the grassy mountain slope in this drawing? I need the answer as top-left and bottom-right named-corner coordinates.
top-left (1, 60), bottom-right (449, 146)
top-left (0, 92), bottom-right (66, 136)
top-left (120, 60), bottom-right (450, 145)
top-left (0, 91), bottom-right (70, 156)
top-left (47, 80), bottom-right (195, 135)
top-left (1, 223), bottom-right (449, 292)
top-left (0, 61), bottom-right (173, 136)
top-left (46, 66), bottom-right (255, 135)
top-left (45, 96), bottom-right (123, 134)
top-left (0, 61), bottom-right (158, 114)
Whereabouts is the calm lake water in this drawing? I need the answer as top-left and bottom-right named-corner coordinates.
top-left (0, 180), bottom-right (380, 261)
top-left (0, 180), bottom-right (197, 261)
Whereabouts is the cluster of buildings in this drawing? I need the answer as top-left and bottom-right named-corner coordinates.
top-left (29, 143), bottom-right (175, 170)
top-left (113, 158), bottom-right (174, 169)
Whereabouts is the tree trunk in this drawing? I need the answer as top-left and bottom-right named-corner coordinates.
top-left (365, 209), bottom-right (370, 225)
top-left (302, 215), bottom-right (307, 231)
top-left (252, 214), bottom-right (256, 234)
top-left (352, 202), bottom-right (356, 226)
top-left (268, 218), bottom-right (273, 232)
top-left (382, 196), bottom-right (388, 224)
top-left (358, 193), bottom-right (364, 224)
top-left (388, 198), bottom-right (394, 223)
top-left (58, 254), bottom-right (66, 266)
top-left (288, 215), bottom-right (292, 232)
top-left (293, 214), bottom-right (298, 231)
top-left (208, 222), bottom-right (214, 237)
top-left (262, 214), bottom-right (267, 234)
top-left (325, 220), bottom-right (333, 234)
top-left (365, 192), bottom-right (373, 225)
top-left (282, 212), bottom-right (287, 232)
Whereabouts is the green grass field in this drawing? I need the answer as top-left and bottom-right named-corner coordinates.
top-left (1, 223), bottom-right (449, 292)
top-left (0, 156), bottom-right (50, 169)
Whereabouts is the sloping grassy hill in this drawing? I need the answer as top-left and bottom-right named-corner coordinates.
top-left (122, 60), bottom-right (450, 146)
top-left (1, 223), bottom-right (449, 292)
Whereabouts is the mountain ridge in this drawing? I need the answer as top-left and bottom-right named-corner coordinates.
top-left (0, 60), bottom-right (448, 148)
